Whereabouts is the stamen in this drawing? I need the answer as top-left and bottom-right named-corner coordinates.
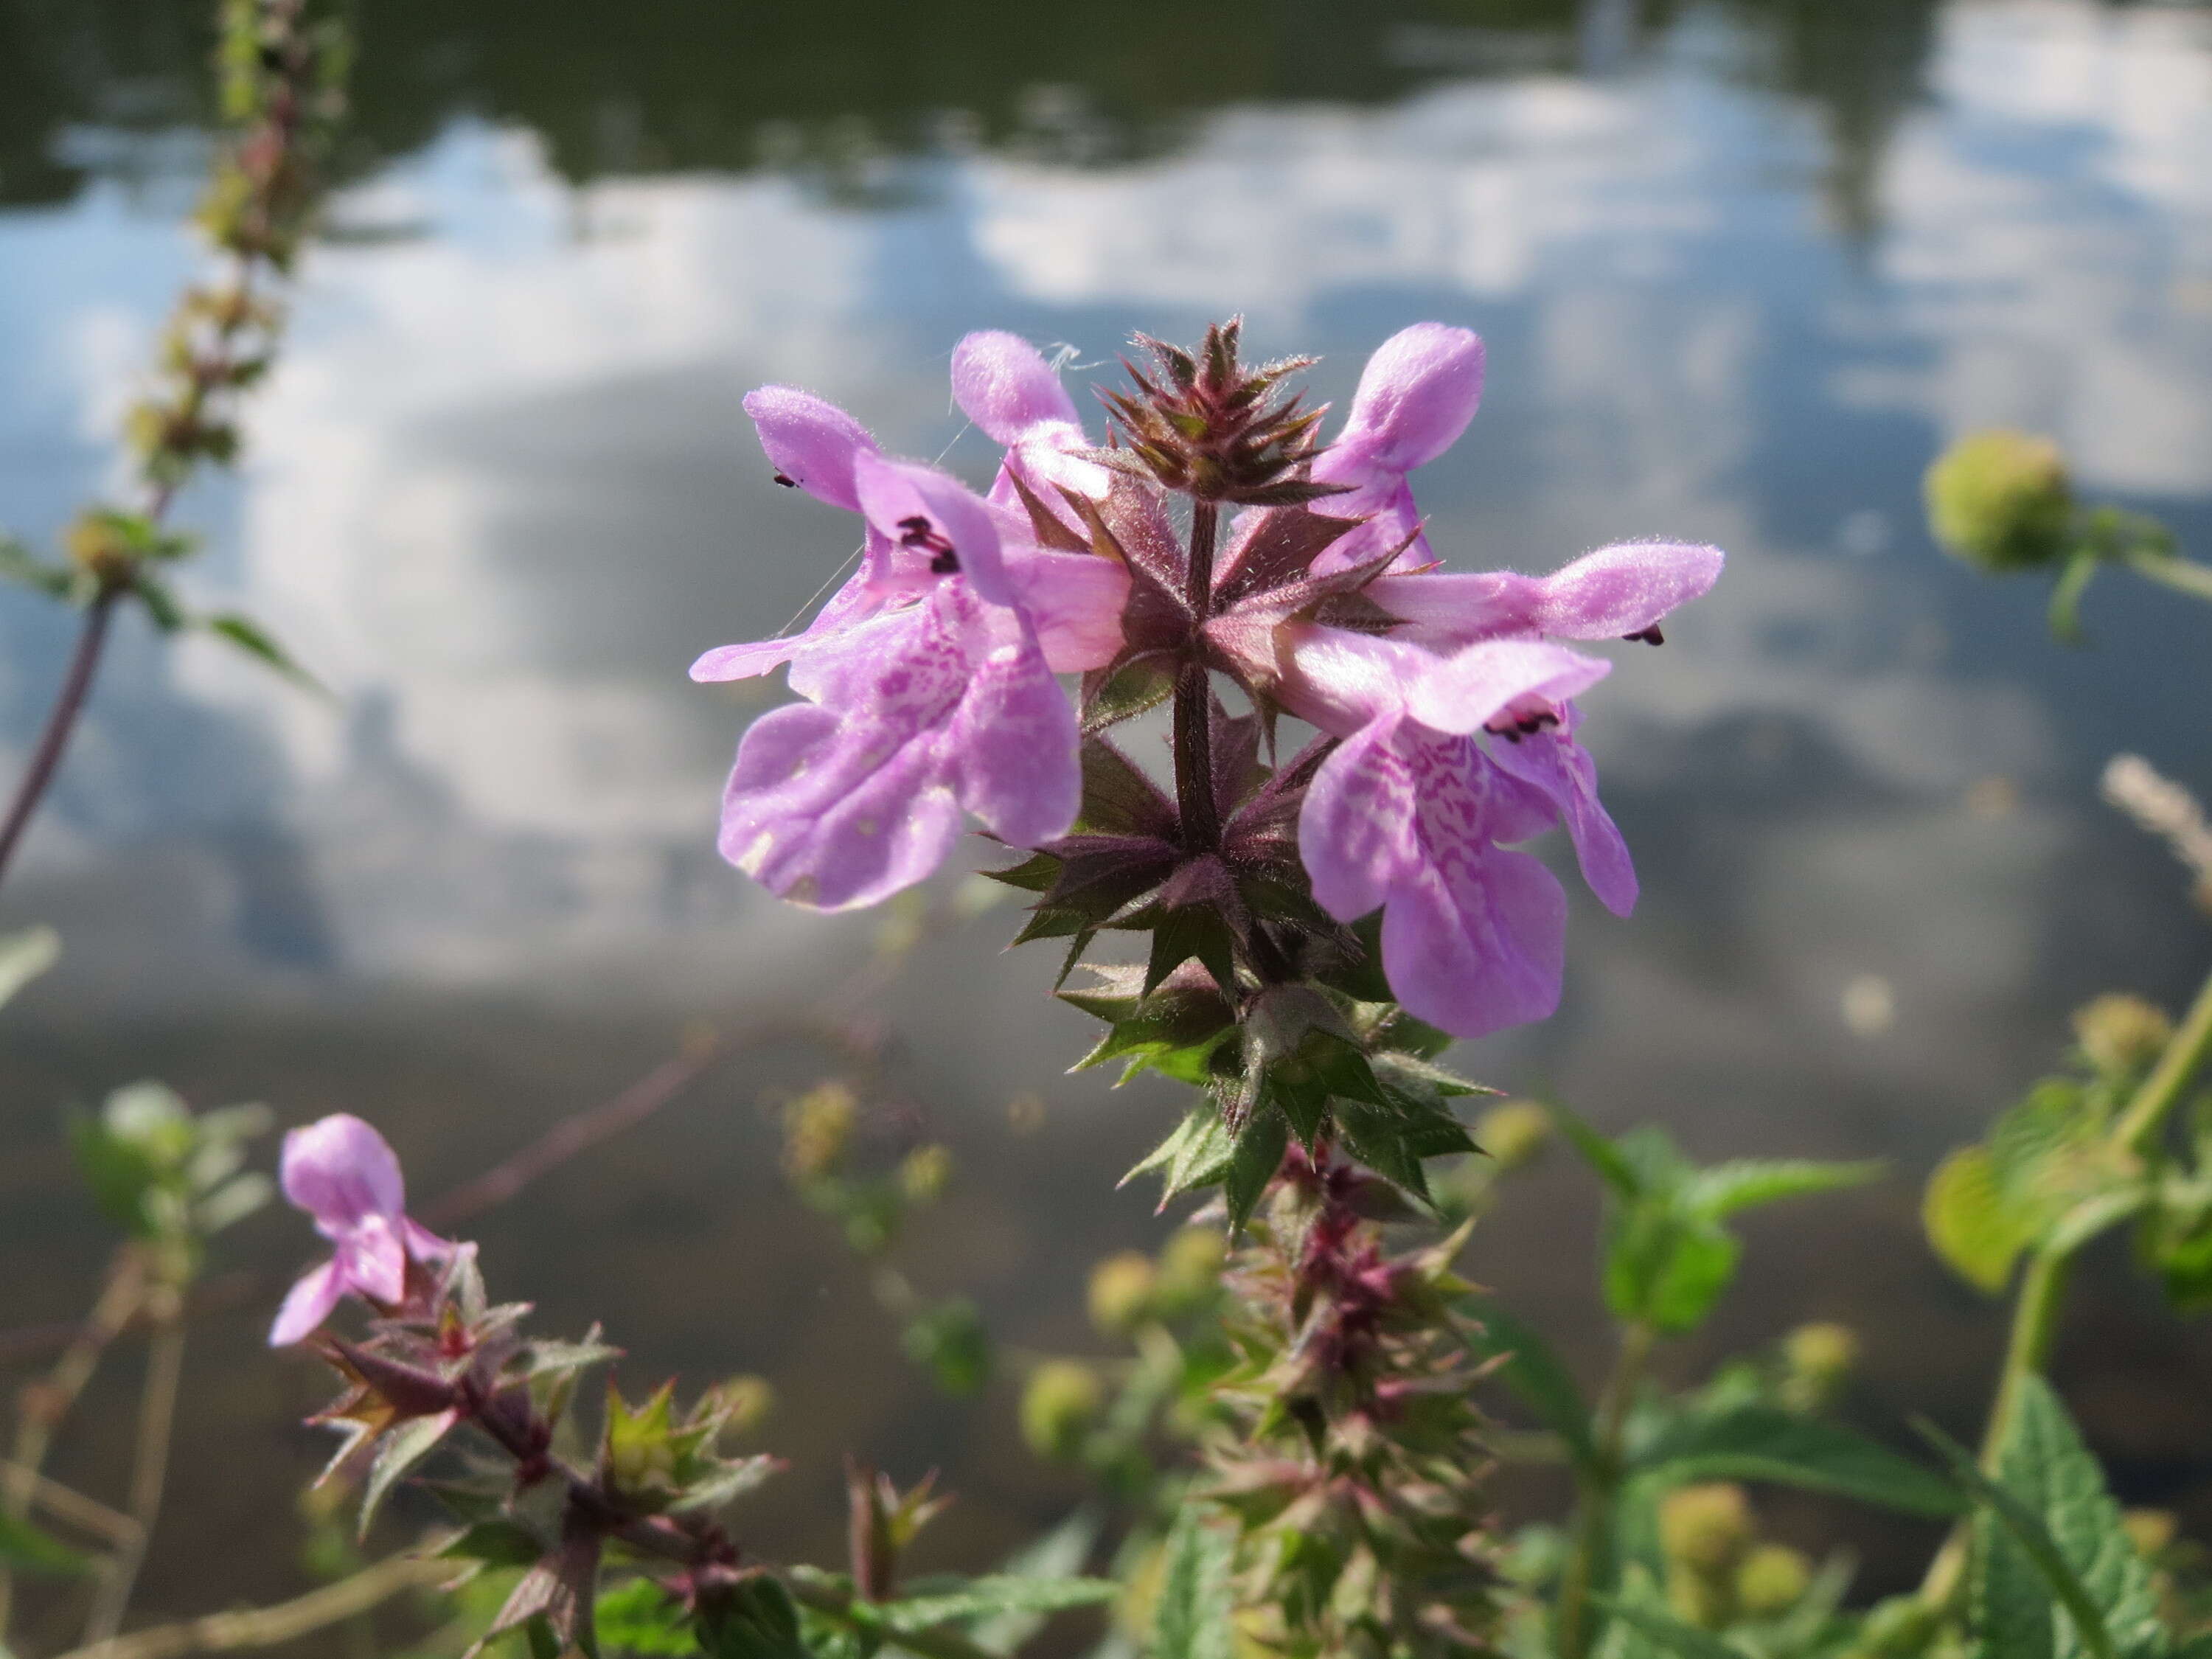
top-left (896, 514), bottom-right (961, 574)
top-left (772, 472), bottom-right (798, 487)
top-left (1624, 625), bottom-right (1664, 645)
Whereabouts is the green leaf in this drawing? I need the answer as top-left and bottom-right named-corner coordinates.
top-left (437, 1520), bottom-right (546, 1569)
top-left (0, 535), bottom-right (72, 600)
top-left (1222, 1108), bottom-right (1287, 1232)
top-left (701, 1578), bottom-right (809, 1659)
top-left (1916, 1411), bottom-right (2119, 1659)
top-left (877, 1575), bottom-right (1119, 1632)
top-left (1592, 1596), bottom-right (1749, 1659)
top-left (1926, 1147), bottom-right (2034, 1294)
top-left (1682, 1158), bottom-right (1883, 1220)
top-left (594, 1579), bottom-right (695, 1655)
top-left (1152, 1505), bottom-right (1235, 1659)
top-left (360, 1412), bottom-right (455, 1537)
top-left (0, 1509), bottom-right (89, 1576)
top-left (201, 612), bottom-right (324, 692)
top-left (1603, 1204), bottom-right (1740, 1336)
top-left (0, 925), bottom-right (60, 1010)
top-left (1122, 1107), bottom-right (1235, 1207)
top-left (900, 1298), bottom-right (992, 1397)
top-left (669, 1454), bottom-right (782, 1514)
top-left (968, 1509), bottom-right (1102, 1654)
top-left (132, 571), bottom-right (187, 633)
top-left (1633, 1405), bottom-right (1962, 1517)
top-left (1987, 1380), bottom-right (2162, 1659)
top-left (1548, 1104), bottom-right (1642, 1198)
top-left (1465, 1297), bottom-right (1597, 1472)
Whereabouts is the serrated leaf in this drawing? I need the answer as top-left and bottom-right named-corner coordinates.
top-left (1371, 1049), bottom-right (1488, 1099)
top-left (526, 1337), bottom-right (624, 1381)
top-left (669, 1454), bottom-right (781, 1514)
top-left (1465, 1297), bottom-right (1598, 1472)
top-left (361, 1411), bottom-right (456, 1537)
top-left (1979, 1379), bottom-right (2162, 1659)
top-left (0, 535), bottom-right (72, 600)
top-left (1604, 1207), bottom-right (1739, 1335)
top-left (1222, 1109), bottom-right (1287, 1231)
top-left (1076, 737), bottom-right (1177, 836)
top-left (1683, 1158), bottom-right (1883, 1220)
top-left (1634, 1405), bottom-right (1962, 1517)
top-left (984, 851), bottom-right (1060, 893)
top-left (1926, 1147), bottom-right (2033, 1295)
top-left (0, 925), bottom-right (60, 1011)
top-left (969, 1509), bottom-right (1101, 1654)
top-left (877, 1575), bottom-right (1119, 1632)
top-left (1152, 1506), bottom-right (1235, 1659)
top-left (1081, 652), bottom-right (1179, 734)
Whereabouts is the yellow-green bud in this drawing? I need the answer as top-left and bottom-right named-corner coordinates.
top-left (2123, 1508), bottom-right (2177, 1560)
top-left (1736, 1543), bottom-right (1812, 1616)
top-left (1475, 1100), bottom-right (1552, 1171)
top-left (1659, 1483), bottom-right (1754, 1574)
top-left (1087, 1251), bottom-right (1157, 1335)
top-left (781, 1081), bottom-right (856, 1182)
top-left (714, 1374), bottom-right (776, 1434)
top-left (2073, 995), bottom-right (2172, 1077)
top-left (897, 1144), bottom-right (953, 1205)
top-left (1924, 429), bottom-right (2074, 573)
top-left (1152, 1226), bottom-right (1227, 1313)
top-left (1019, 1360), bottom-right (1102, 1461)
top-left (1781, 1321), bottom-right (1859, 1411)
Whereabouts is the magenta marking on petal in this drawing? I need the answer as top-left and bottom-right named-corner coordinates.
top-left (1298, 722), bottom-right (1411, 921)
top-left (852, 454), bottom-right (1015, 607)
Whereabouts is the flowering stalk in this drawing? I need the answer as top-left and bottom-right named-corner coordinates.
top-left (0, 0), bottom-right (344, 894)
top-left (692, 316), bottom-right (1721, 1648)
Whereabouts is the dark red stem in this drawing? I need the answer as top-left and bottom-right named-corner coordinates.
top-left (1173, 501), bottom-right (1222, 853)
top-left (0, 585), bottom-right (122, 896)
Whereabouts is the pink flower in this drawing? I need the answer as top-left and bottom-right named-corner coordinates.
top-left (1281, 629), bottom-right (1615, 1037)
top-left (1305, 322), bottom-right (1486, 574)
top-left (268, 1115), bottom-right (451, 1346)
top-left (700, 453), bottom-right (1084, 910)
top-left (950, 331), bottom-right (1111, 523)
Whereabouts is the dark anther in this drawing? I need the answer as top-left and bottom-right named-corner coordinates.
top-left (772, 471), bottom-right (798, 487)
top-left (1624, 625), bottom-right (1665, 645)
top-left (896, 513), bottom-right (959, 573)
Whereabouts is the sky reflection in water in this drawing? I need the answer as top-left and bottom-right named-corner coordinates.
top-left (1, 0), bottom-right (2211, 1608)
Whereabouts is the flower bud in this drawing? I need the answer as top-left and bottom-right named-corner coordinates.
top-left (2073, 994), bottom-right (2171, 1078)
top-left (1087, 1251), bottom-right (1157, 1335)
top-left (1736, 1543), bottom-right (1812, 1616)
top-left (1659, 1483), bottom-right (1753, 1575)
top-left (1924, 429), bottom-right (2074, 573)
top-left (1152, 1227), bottom-right (1227, 1316)
top-left (781, 1082), bottom-right (856, 1183)
top-left (714, 1374), bottom-right (776, 1434)
top-left (1475, 1100), bottom-right (1552, 1172)
top-left (897, 1144), bottom-right (953, 1205)
top-left (1019, 1360), bottom-right (1102, 1461)
top-left (1781, 1321), bottom-right (1858, 1411)
top-left (2124, 1508), bottom-right (2177, 1560)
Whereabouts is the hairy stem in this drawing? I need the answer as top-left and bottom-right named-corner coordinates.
top-left (1172, 501), bottom-right (1223, 855)
top-left (0, 585), bottom-right (122, 895)
top-left (82, 1311), bottom-right (186, 1645)
top-left (0, 1252), bottom-right (147, 1639)
top-left (1554, 1319), bottom-right (1655, 1659)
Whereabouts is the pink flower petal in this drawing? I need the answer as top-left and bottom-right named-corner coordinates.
top-left (743, 386), bottom-right (879, 510)
top-left (950, 331), bottom-right (1081, 443)
top-left (268, 1259), bottom-right (343, 1346)
top-left (1370, 540), bottom-right (1725, 646)
top-left (281, 1114), bottom-right (404, 1232)
top-left (1405, 639), bottom-right (1611, 736)
top-left (852, 454), bottom-right (1014, 608)
top-left (1382, 843), bottom-right (1566, 1038)
top-left (1004, 549), bottom-right (1129, 672)
top-left (1316, 323), bottom-right (1485, 480)
top-left (337, 1216), bottom-right (407, 1305)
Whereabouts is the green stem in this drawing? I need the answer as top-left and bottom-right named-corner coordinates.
top-left (2123, 546), bottom-right (2212, 605)
top-left (1554, 1320), bottom-right (1654, 1659)
top-left (2115, 965), bottom-right (2212, 1156)
top-left (1918, 1248), bottom-right (2073, 1610)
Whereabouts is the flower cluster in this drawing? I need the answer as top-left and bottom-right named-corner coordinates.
top-left (696, 321), bottom-right (1719, 1040)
